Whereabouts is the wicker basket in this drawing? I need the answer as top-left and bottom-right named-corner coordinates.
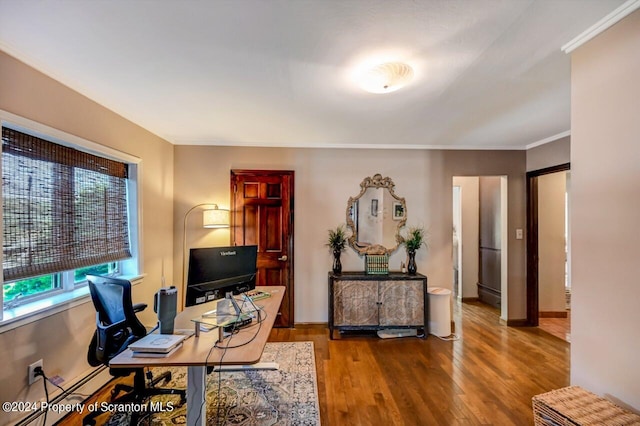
top-left (532, 386), bottom-right (640, 425)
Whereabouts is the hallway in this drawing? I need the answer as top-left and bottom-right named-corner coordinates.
top-left (539, 312), bottom-right (571, 342)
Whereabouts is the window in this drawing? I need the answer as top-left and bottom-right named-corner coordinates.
top-left (3, 262), bottom-right (117, 307)
top-left (0, 114), bottom-right (141, 327)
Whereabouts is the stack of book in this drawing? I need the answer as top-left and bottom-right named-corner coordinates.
top-left (365, 254), bottom-right (389, 274)
top-left (128, 333), bottom-right (187, 358)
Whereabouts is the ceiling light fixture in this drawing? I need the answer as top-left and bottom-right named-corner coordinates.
top-left (360, 62), bottom-right (414, 94)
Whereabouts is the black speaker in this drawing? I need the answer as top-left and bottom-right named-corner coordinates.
top-left (154, 286), bottom-right (177, 334)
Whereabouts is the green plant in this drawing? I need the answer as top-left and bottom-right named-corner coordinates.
top-left (402, 226), bottom-right (426, 252)
top-left (327, 225), bottom-right (348, 251)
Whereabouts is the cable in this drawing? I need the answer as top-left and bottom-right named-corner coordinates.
top-left (431, 333), bottom-right (461, 341)
top-left (34, 367), bottom-right (95, 426)
top-left (197, 291), bottom-right (270, 424)
top-left (213, 294), bottom-right (266, 350)
top-left (37, 367), bottom-right (92, 398)
top-left (33, 367), bottom-right (49, 426)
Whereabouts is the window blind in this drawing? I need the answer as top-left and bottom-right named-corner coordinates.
top-left (2, 127), bottom-right (131, 282)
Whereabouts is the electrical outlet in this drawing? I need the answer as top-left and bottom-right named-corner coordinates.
top-left (28, 359), bottom-right (43, 385)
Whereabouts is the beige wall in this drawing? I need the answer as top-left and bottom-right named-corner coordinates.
top-left (527, 136), bottom-right (571, 171)
top-left (538, 171), bottom-right (567, 313)
top-left (0, 51), bottom-right (175, 423)
top-left (173, 147), bottom-right (527, 323)
top-left (570, 10), bottom-right (640, 410)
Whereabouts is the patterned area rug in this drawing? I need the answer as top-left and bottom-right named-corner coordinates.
top-left (106, 341), bottom-right (320, 425)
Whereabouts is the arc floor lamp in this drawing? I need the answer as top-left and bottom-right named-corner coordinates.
top-left (181, 203), bottom-right (230, 308)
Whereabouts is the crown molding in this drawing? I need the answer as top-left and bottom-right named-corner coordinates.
top-left (562, 0), bottom-right (640, 54)
top-left (525, 130), bottom-right (571, 150)
top-left (172, 139), bottom-right (530, 150)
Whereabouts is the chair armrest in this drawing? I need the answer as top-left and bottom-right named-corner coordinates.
top-left (132, 303), bottom-right (147, 313)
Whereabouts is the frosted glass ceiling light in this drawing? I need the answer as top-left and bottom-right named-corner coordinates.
top-left (360, 62), bottom-right (414, 94)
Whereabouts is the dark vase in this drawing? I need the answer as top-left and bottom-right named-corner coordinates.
top-left (332, 249), bottom-right (342, 273)
top-left (407, 250), bottom-right (417, 275)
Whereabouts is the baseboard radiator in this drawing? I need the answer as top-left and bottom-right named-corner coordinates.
top-left (477, 282), bottom-right (501, 308)
top-left (15, 366), bottom-right (111, 426)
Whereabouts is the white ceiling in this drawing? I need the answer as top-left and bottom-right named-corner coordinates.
top-left (0, 0), bottom-right (625, 149)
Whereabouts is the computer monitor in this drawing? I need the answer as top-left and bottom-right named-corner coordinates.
top-left (185, 245), bottom-right (258, 307)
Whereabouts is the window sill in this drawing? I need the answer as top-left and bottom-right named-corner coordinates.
top-left (0, 274), bottom-right (144, 333)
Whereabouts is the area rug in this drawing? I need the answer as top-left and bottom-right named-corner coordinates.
top-left (105, 341), bottom-right (320, 425)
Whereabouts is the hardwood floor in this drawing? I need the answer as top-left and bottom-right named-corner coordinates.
top-left (272, 300), bottom-right (569, 425)
top-left (57, 300), bottom-right (569, 425)
top-left (538, 311), bottom-right (571, 342)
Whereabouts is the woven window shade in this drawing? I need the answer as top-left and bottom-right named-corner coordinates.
top-left (2, 127), bottom-right (131, 282)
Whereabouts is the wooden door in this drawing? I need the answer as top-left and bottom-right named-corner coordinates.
top-left (231, 170), bottom-right (294, 327)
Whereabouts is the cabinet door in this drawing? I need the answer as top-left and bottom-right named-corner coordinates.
top-left (378, 281), bottom-right (424, 326)
top-left (333, 280), bottom-right (378, 326)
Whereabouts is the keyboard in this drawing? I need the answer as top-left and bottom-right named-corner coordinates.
top-left (245, 289), bottom-right (271, 301)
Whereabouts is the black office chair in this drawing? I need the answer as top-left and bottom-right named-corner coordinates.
top-left (83, 275), bottom-right (186, 426)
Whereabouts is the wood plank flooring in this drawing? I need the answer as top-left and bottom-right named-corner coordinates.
top-left (538, 311), bottom-right (571, 342)
top-left (57, 300), bottom-right (569, 425)
top-left (272, 300), bottom-right (569, 425)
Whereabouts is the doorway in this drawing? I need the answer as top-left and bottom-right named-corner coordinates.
top-left (230, 170), bottom-right (295, 327)
top-left (526, 163), bottom-right (570, 331)
top-left (453, 176), bottom-right (508, 320)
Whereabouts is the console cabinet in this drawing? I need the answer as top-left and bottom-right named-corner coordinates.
top-left (328, 272), bottom-right (428, 339)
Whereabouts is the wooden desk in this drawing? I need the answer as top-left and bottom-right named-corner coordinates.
top-left (109, 286), bottom-right (284, 426)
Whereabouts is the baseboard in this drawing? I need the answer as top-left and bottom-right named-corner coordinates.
top-left (539, 311), bottom-right (568, 318)
top-left (16, 366), bottom-right (111, 426)
top-left (292, 322), bottom-right (327, 328)
top-left (461, 297), bottom-right (479, 303)
top-left (507, 319), bottom-right (529, 327)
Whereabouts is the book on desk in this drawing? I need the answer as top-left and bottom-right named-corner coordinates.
top-left (132, 343), bottom-right (183, 358)
top-left (128, 333), bottom-right (187, 357)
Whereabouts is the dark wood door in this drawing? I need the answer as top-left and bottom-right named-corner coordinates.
top-left (230, 170), bottom-right (294, 327)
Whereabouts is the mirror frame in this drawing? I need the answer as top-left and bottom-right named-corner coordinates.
top-left (346, 174), bottom-right (407, 255)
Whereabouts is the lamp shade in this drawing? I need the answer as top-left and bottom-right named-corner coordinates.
top-left (203, 207), bottom-right (230, 228)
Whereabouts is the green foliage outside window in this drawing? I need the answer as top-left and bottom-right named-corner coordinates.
top-left (3, 275), bottom-right (55, 302)
top-left (74, 263), bottom-right (115, 282)
top-left (3, 262), bottom-right (116, 303)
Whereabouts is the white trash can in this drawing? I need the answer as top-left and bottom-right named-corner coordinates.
top-left (428, 287), bottom-right (452, 337)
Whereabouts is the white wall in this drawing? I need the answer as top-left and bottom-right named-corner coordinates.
top-left (452, 177), bottom-right (479, 299)
top-left (538, 171), bottom-right (567, 313)
top-left (570, 10), bottom-right (640, 411)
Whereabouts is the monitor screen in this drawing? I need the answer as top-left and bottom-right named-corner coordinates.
top-left (186, 245), bottom-right (258, 307)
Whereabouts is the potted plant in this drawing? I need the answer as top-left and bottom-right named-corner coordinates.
top-left (401, 226), bottom-right (426, 274)
top-left (327, 225), bottom-right (348, 273)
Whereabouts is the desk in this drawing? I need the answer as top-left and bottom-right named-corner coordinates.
top-left (109, 286), bottom-right (284, 426)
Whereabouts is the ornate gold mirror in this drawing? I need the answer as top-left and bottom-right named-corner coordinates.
top-left (346, 174), bottom-right (407, 255)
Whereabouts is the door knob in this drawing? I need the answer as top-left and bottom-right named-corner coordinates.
top-left (278, 255), bottom-right (288, 261)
